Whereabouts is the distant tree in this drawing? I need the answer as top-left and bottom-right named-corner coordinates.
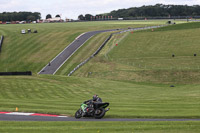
top-left (85, 14), bottom-right (93, 21)
top-left (78, 14), bottom-right (84, 20)
top-left (0, 12), bottom-right (41, 21)
top-left (46, 14), bottom-right (52, 19)
top-left (27, 15), bottom-right (36, 21)
top-left (32, 12), bottom-right (41, 20)
top-left (55, 14), bottom-right (60, 18)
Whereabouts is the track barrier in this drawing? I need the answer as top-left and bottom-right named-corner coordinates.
top-left (0, 71), bottom-right (32, 76)
top-left (0, 35), bottom-right (4, 52)
top-left (68, 35), bottom-right (113, 76)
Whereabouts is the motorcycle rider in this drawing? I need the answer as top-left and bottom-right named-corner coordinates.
top-left (84, 94), bottom-right (102, 104)
top-left (82, 95), bottom-right (102, 115)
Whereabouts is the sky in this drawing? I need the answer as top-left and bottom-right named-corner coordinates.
top-left (0, 0), bottom-right (200, 20)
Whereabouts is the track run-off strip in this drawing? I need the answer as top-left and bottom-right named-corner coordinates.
top-left (0, 112), bottom-right (67, 118)
top-left (1, 112), bottom-right (200, 121)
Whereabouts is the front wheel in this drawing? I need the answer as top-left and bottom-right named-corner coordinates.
top-left (94, 108), bottom-right (105, 119)
top-left (75, 109), bottom-right (82, 119)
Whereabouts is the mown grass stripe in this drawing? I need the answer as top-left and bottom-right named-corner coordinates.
top-left (0, 75), bottom-right (199, 118)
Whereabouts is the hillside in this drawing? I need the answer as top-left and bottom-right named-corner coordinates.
top-left (74, 22), bottom-right (200, 84)
top-left (0, 21), bottom-right (155, 73)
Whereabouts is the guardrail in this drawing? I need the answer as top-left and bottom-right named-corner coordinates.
top-left (68, 25), bottom-right (167, 76)
top-left (0, 35), bottom-right (4, 52)
top-left (0, 71), bottom-right (32, 76)
top-left (68, 34), bottom-right (113, 76)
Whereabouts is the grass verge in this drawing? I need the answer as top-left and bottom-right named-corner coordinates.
top-left (0, 121), bottom-right (200, 133)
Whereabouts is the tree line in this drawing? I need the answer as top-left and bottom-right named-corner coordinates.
top-left (0, 12), bottom-right (41, 22)
top-left (46, 14), bottom-right (61, 19)
top-left (79, 4), bottom-right (200, 20)
top-left (78, 14), bottom-right (112, 21)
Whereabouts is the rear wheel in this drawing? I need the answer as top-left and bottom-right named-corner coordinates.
top-left (75, 109), bottom-right (82, 119)
top-left (94, 108), bottom-right (105, 119)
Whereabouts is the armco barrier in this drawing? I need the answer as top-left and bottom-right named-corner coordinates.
top-left (0, 71), bottom-right (32, 76)
top-left (68, 25), bottom-right (167, 76)
top-left (68, 35), bottom-right (113, 76)
top-left (94, 34), bottom-right (112, 56)
top-left (0, 35), bottom-right (4, 52)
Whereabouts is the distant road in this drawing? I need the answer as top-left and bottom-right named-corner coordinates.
top-left (38, 29), bottom-right (117, 75)
top-left (1, 114), bottom-right (200, 121)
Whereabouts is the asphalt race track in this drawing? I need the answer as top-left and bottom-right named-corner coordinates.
top-left (38, 29), bottom-right (117, 75)
top-left (1, 114), bottom-right (200, 121)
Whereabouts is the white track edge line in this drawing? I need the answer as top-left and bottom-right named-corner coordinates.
top-left (57, 116), bottom-right (68, 118)
top-left (7, 112), bottom-right (34, 116)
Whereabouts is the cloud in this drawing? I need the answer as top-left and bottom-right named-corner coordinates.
top-left (0, 0), bottom-right (21, 9)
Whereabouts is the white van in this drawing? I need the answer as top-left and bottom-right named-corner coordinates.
top-left (21, 29), bottom-right (26, 34)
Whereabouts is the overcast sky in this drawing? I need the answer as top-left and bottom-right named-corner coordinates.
top-left (1, 0), bottom-right (200, 19)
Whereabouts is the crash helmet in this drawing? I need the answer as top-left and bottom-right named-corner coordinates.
top-left (93, 94), bottom-right (98, 101)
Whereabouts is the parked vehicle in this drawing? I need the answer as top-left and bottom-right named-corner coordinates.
top-left (21, 29), bottom-right (26, 34)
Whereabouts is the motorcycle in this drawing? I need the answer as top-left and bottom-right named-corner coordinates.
top-left (75, 102), bottom-right (110, 119)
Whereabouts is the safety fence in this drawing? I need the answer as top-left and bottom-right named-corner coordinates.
top-left (0, 71), bottom-right (32, 76)
top-left (68, 34), bottom-right (113, 76)
top-left (68, 25), bottom-right (167, 76)
top-left (0, 35), bottom-right (4, 52)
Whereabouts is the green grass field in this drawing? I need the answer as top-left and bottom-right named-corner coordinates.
top-left (0, 75), bottom-right (200, 118)
top-left (1, 121), bottom-right (200, 133)
top-left (1, 20), bottom-right (200, 132)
